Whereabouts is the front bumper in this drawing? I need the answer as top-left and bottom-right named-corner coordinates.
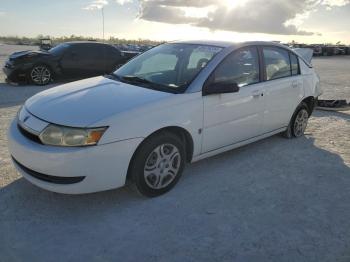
top-left (3, 64), bottom-right (17, 80)
top-left (2, 62), bottom-right (26, 82)
top-left (3, 61), bottom-right (33, 81)
top-left (7, 119), bottom-right (143, 194)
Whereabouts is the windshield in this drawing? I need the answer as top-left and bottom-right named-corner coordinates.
top-left (113, 43), bottom-right (223, 93)
top-left (49, 43), bottom-right (69, 55)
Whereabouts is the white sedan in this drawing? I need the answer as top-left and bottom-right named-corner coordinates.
top-left (8, 41), bottom-right (322, 197)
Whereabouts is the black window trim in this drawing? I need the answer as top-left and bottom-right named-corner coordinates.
top-left (203, 45), bottom-right (262, 94)
top-left (289, 52), bottom-right (301, 76)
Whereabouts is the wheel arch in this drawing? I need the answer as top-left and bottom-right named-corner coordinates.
top-left (30, 62), bottom-right (54, 72)
top-left (126, 126), bottom-right (194, 181)
top-left (301, 96), bottom-right (316, 115)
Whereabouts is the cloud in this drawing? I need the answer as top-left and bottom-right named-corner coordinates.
top-left (83, 0), bottom-right (132, 10)
top-left (115, 0), bottom-right (133, 4)
top-left (83, 0), bottom-right (108, 10)
top-left (322, 0), bottom-right (350, 7)
top-left (137, 0), bottom-right (350, 35)
top-left (322, 0), bottom-right (350, 9)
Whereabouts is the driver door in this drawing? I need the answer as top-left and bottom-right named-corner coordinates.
top-left (202, 47), bottom-right (265, 153)
top-left (60, 44), bottom-right (96, 76)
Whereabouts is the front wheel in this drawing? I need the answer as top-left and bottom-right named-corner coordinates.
top-left (29, 65), bottom-right (52, 85)
top-left (129, 132), bottom-right (186, 197)
top-left (282, 103), bottom-right (309, 138)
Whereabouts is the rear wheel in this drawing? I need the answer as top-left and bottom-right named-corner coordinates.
top-left (129, 132), bottom-right (185, 197)
top-left (292, 107), bottom-right (309, 137)
top-left (282, 103), bottom-right (309, 138)
top-left (29, 65), bottom-right (52, 85)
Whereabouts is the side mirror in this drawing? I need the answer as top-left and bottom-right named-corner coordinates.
top-left (203, 81), bottom-right (240, 96)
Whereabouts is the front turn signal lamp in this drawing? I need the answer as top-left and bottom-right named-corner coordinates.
top-left (39, 124), bottom-right (107, 147)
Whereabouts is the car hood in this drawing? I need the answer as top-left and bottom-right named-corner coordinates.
top-left (25, 76), bottom-right (173, 127)
top-left (9, 50), bottom-right (50, 60)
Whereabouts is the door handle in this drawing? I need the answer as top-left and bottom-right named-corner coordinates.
top-left (252, 90), bottom-right (263, 98)
top-left (292, 81), bottom-right (298, 88)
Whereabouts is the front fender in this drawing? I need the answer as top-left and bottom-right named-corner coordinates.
top-left (94, 92), bottom-right (204, 157)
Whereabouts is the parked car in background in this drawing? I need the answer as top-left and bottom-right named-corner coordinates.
top-left (8, 41), bottom-right (322, 197)
top-left (3, 41), bottom-right (133, 85)
top-left (346, 46), bottom-right (350, 55)
top-left (120, 50), bottom-right (141, 61)
top-left (290, 44), bottom-right (350, 57)
top-left (309, 45), bottom-right (323, 56)
top-left (337, 46), bottom-right (346, 55)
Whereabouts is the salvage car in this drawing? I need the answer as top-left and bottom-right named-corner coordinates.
top-left (8, 41), bottom-right (322, 197)
top-left (3, 41), bottom-right (131, 85)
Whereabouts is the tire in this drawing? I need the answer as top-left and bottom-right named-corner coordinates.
top-left (29, 65), bottom-right (52, 85)
top-left (282, 103), bottom-right (309, 138)
top-left (129, 132), bottom-right (186, 197)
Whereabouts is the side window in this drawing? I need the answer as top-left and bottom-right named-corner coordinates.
top-left (70, 44), bottom-right (97, 59)
top-left (67, 45), bottom-right (79, 55)
top-left (290, 53), bottom-right (300, 76)
top-left (212, 47), bottom-right (260, 87)
top-left (136, 53), bottom-right (178, 74)
top-left (263, 47), bottom-right (291, 80)
top-left (188, 49), bottom-right (214, 69)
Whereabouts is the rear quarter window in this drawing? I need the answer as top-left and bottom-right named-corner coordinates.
top-left (290, 53), bottom-right (300, 76)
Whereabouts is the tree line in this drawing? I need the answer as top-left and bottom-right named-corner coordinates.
top-left (0, 35), bottom-right (163, 46)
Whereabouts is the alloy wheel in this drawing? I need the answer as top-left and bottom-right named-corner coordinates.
top-left (293, 109), bottom-right (309, 137)
top-left (31, 66), bottom-right (51, 85)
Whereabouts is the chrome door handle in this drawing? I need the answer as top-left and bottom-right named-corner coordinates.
top-left (252, 90), bottom-right (263, 98)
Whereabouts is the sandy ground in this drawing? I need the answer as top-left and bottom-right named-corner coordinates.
top-left (0, 45), bottom-right (350, 262)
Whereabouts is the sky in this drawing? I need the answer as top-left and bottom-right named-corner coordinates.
top-left (0, 0), bottom-right (350, 44)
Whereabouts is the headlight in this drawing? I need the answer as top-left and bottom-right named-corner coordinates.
top-left (39, 124), bottom-right (107, 147)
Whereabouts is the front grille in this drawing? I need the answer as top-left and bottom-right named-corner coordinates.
top-left (12, 157), bottom-right (85, 185)
top-left (17, 124), bottom-right (42, 144)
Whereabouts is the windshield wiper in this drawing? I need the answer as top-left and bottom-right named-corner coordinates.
top-left (121, 75), bottom-right (151, 84)
top-left (105, 73), bottom-right (151, 85)
top-left (107, 74), bottom-right (180, 94)
top-left (105, 73), bottom-right (121, 81)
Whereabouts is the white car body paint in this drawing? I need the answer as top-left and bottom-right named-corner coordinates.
top-left (8, 41), bottom-right (321, 194)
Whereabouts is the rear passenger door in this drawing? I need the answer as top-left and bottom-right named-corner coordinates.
top-left (261, 47), bottom-right (303, 133)
top-left (83, 44), bottom-right (106, 75)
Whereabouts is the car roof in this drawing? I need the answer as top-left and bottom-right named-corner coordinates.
top-left (171, 40), bottom-right (290, 49)
top-left (65, 41), bottom-right (109, 45)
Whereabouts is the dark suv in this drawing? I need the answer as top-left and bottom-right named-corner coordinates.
top-left (3, 41), bottom-right (132, 85)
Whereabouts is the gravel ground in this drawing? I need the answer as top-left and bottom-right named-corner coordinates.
top-left (0, 45), bottom-right (349, 262)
